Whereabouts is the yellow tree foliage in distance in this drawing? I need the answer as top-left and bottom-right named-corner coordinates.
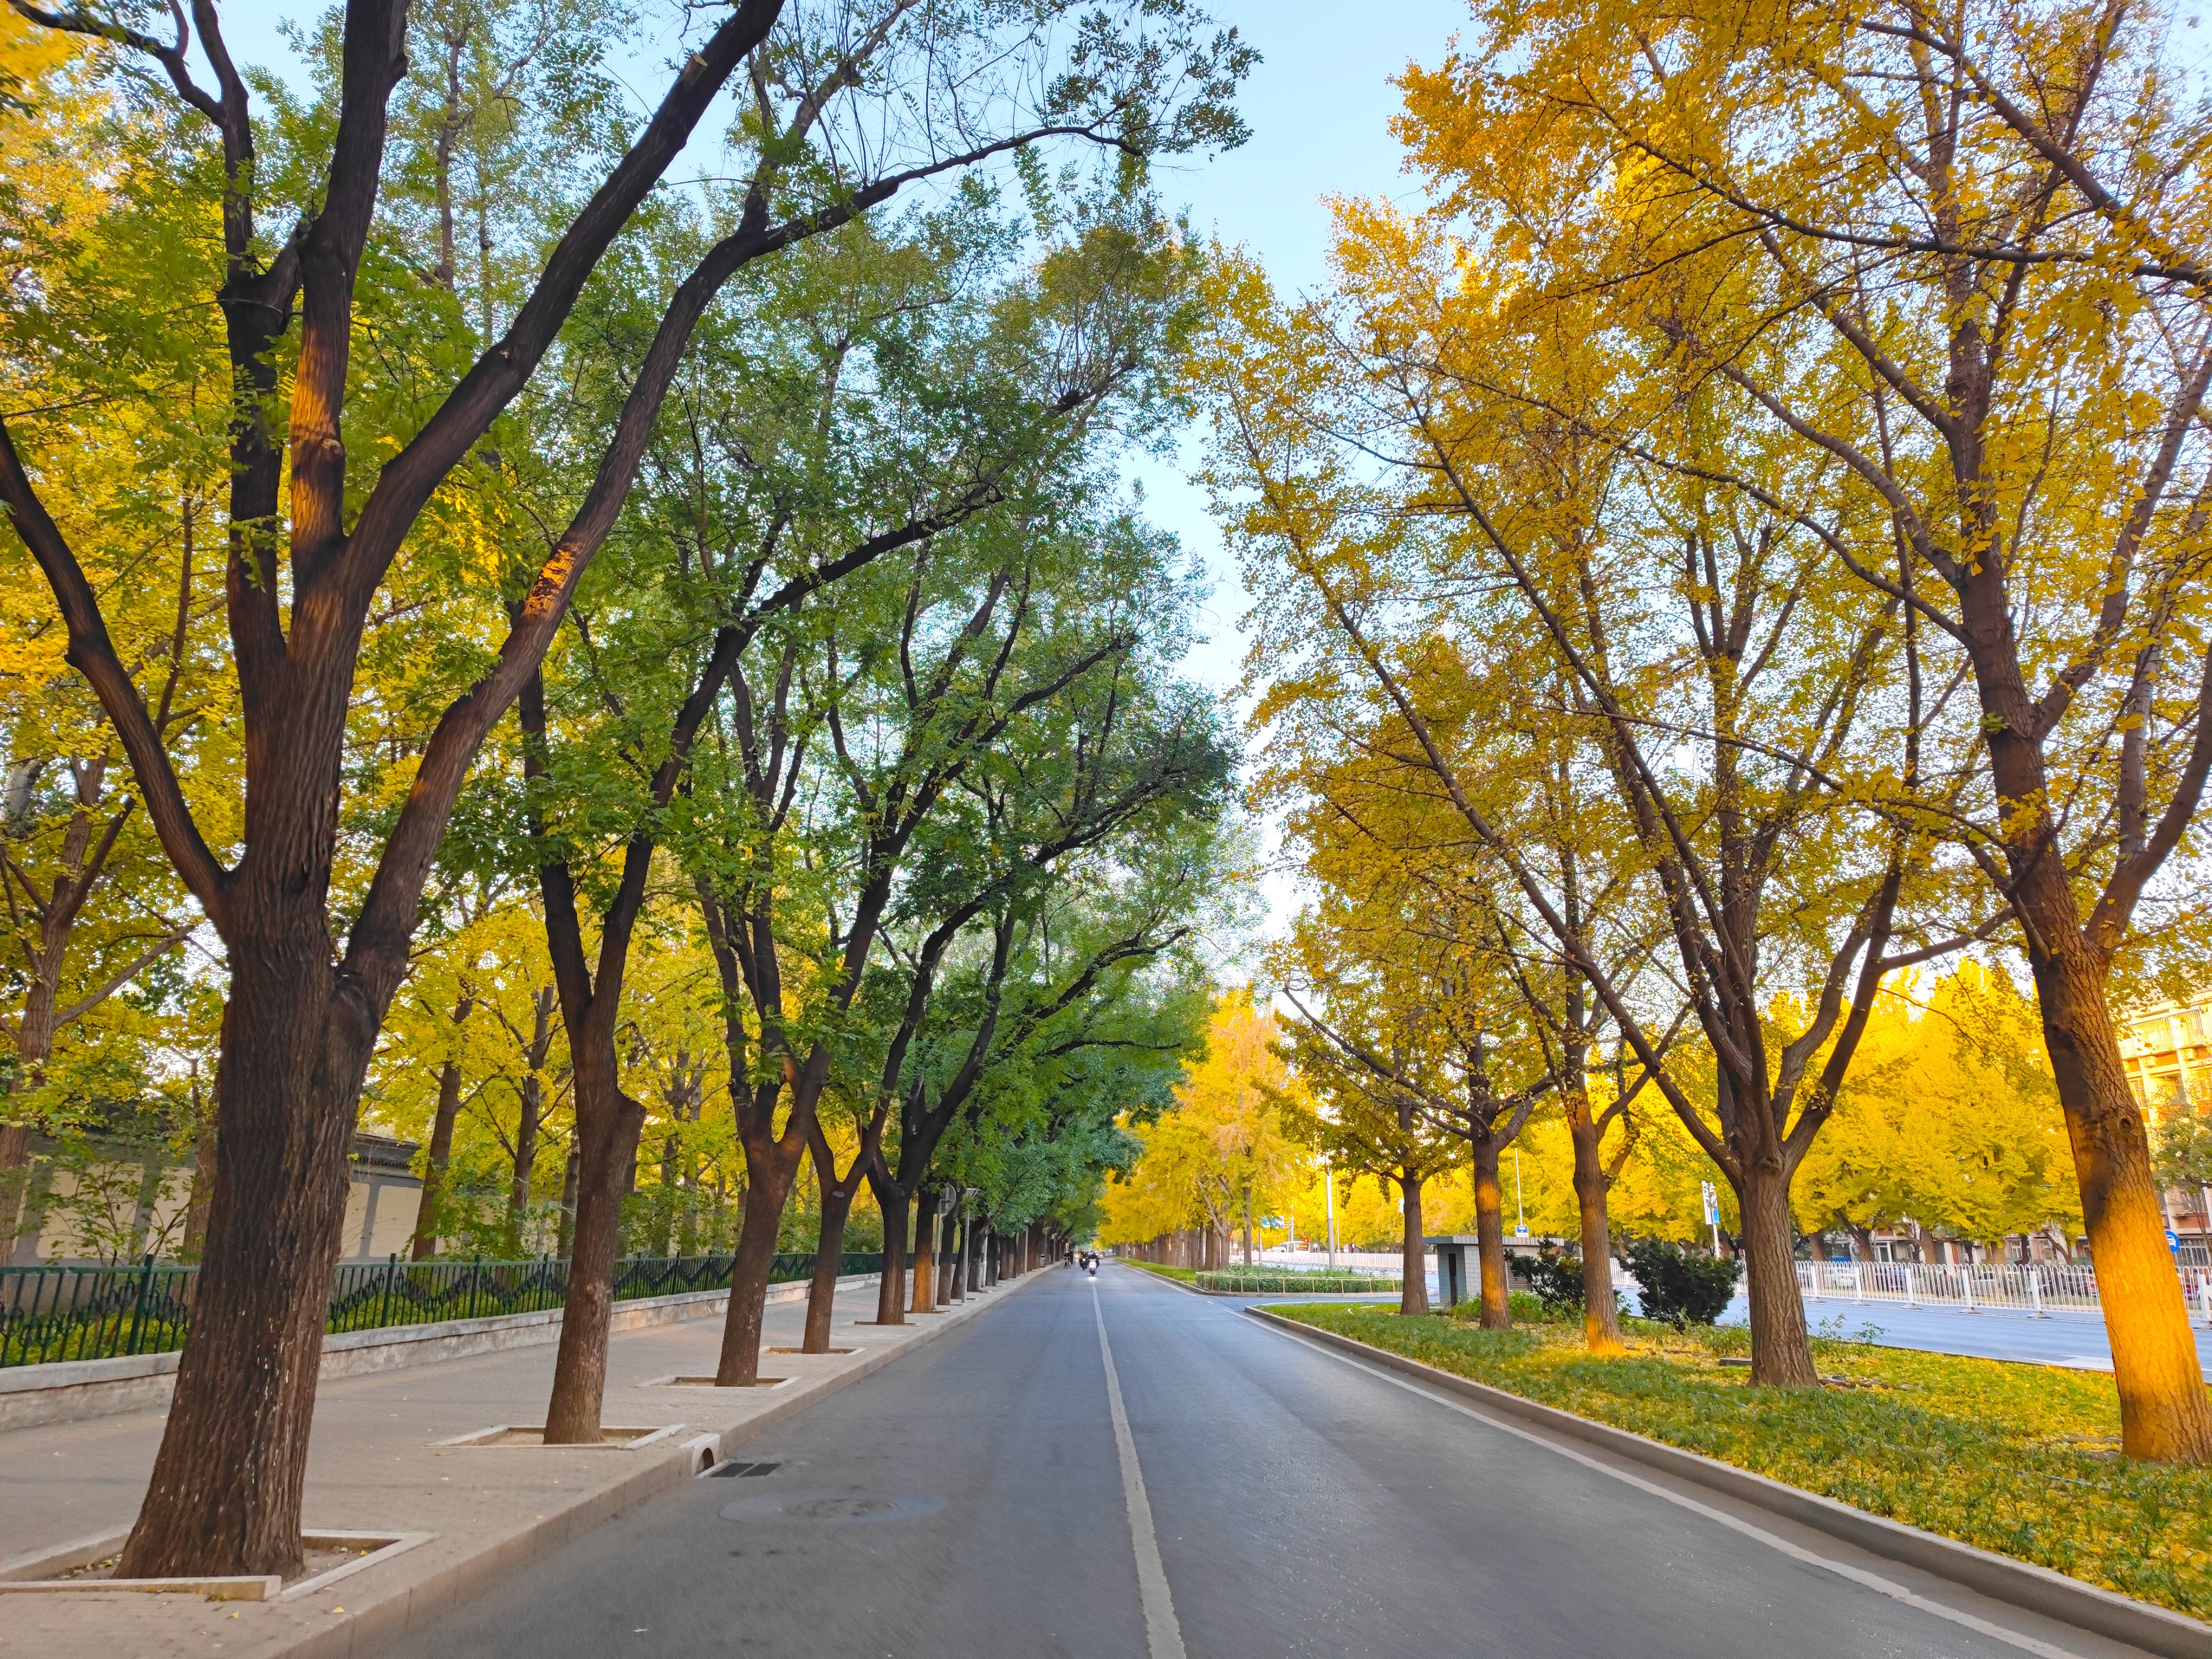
top-left (1101, 989), bottom-right (1308, 1260)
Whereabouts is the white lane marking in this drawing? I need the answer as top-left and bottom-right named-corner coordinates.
top-left (1094, 1280), bottom-right (1187, 1659)
top-left (1251, 1318), bottom-right (2095, 1659)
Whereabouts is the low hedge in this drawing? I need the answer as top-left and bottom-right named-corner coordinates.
top-left (1194, 1270), bottom-right (1401, 1294)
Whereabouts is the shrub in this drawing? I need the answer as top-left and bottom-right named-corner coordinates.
top-left (1450, 1287), bottom-right (1552, 1324)
top-left (1621, 1236), bottom-right (1739, 1326)
top-left (1513, 1244), bottom-right (1585, 1311)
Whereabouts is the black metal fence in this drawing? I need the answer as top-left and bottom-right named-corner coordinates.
top-left (0, 1249), bottom-right (884, 1370)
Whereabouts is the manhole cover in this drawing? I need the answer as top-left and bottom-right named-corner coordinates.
top-left (786, 1497), bottom-right (893, 1519)
top-left (718, 1489), bottom-right (947, 1525)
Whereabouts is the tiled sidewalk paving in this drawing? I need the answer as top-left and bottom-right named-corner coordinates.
top-left (0, 1270), bottom-right (1040, 1658)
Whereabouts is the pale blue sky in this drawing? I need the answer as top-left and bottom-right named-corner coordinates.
top-left (1126, 2), bottom-right (1470, 951)
top-left (1128, 1), bottom-right (1470, 700)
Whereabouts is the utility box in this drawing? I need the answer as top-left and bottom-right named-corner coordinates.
top-left (1425, 1235), bottom-right (1481, 1309)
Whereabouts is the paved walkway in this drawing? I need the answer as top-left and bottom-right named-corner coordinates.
top-left (386, 1264), bottom-right (2161, 1659)
top-left (0, 1270), bottom-right (1032, 1657)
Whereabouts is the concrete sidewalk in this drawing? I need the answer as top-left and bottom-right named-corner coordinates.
top-left (0, 1266), bottom-right (1042, 1658)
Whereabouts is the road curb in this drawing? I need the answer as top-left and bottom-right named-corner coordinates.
top-left (1245, 1308), bottom-right (2212, 1658)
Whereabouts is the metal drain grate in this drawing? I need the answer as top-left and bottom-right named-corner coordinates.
top-left (708, 1460), bottom-right (783, 1479)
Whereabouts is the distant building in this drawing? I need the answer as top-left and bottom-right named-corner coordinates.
top-left (4, 1128), bottom-right (422, 1266)
top-left (1813, 996), bottom-right (2212, 1268)
top-left (2117, 992), bottom-right (2212, 1262)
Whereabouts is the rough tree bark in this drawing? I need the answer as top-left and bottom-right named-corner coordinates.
top-left (1397, 1170), bottom-right (1429, 1317)
top-left (800, 1175), bottom-right (855, 1352)
top-left (1564, 1086), bottom-right (1627, 1354)
top-left (499, 985), bottom-right (556, 1255)
top-left (2032, 925), bottom-right (2212, 1457)
top-left (409, 992), bottom-right (472, 1261)
top-left (873, 1182), bottom-right (909, 1325)
top-left (1738, 1159), bottom-right (1814, 1387)
top-left (910, 1187), bottom-right (938, 1313)
top-left (556, 1147), bottom-right (579, 1260)
top-left (715, 1134), bottom-right (795, 1383)
top-left (1470, 1136), bottom-right (1510, 1329)
top-left (800, 1100), bottom-right (892, 1350)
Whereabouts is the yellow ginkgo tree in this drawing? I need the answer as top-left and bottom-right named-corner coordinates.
top-left (1400, 0), bottom-right (2212, 1459)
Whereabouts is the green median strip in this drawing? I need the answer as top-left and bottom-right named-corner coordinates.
top-left (1121, 1261), bottom-right (1403, 1293)
top-left (1268, 1301), bottom-right (2212, 1622)
top-left (1193, 1270), bottom-right (1399, 1294)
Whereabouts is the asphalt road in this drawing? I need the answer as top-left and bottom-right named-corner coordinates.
top-left (391, 1265), bottom-right (2153, 1659)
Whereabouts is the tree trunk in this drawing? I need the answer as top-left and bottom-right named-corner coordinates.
top-left (180, 1121), bottom-right (217, 1264)
top-left (1471, 1137), bottom-right (1510, 1329)
top-left (1738, 1160), bottom-right (1816, 1387)
top-left (911, 1189), bottom-right (937, 1311)
top-left (2033, 943), bottom-right (2212, 1460)
top-left (117, 941), bottom-right (369, 1580)
top-left (875, 1187), bottom-right (909, 1324)
top-left (1566, 1098), bottom-right (1624, 1354)
top-left (965, 1217), bottom-right (980, 1292)
top-left (714, 1147), bottom-right (793, 1386)
top-left (802, 1187), bottom-right (852, 1353)
top-left (655, 1133), bottom-right (679, 1257)
top-left (1241, 1177), bottom-right (1254, 1266)
top-left (947, 1209), bottom-right (965, 1302)
top-left (1398, 1170), bottom-right (1429, 1317)
top-left (411, 1054), bottom-right (464, 1261)
top-left (541, 1046), bottom-right (645, 1442)
top-left (0, 1118), bottom-right (32, 1265)
top-left (0, 983), bottom-right (57, 1262)
top-left (507, 1075), bottom-right (541, 1254)
top-left (556, 1147), bottom-right (579, 1260)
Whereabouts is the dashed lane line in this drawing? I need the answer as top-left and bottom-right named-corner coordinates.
top-left (1093, 1279), bottom-right (1187, 1659)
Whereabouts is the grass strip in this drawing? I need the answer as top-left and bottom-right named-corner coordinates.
top-left (1270, 1301), bottom-right (2212, 1621)
top-left (1125, 1261), bottom-right (1199, 1283)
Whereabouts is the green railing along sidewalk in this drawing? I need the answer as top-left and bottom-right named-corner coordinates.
top-left (0, 1250), bottom-right (884, 1370)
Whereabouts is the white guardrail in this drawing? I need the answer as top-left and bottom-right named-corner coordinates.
top-left (1237, 1246), bottom-right (2212, 1324)
top-left (1798, 1258), bottom-right (2212, 1322)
